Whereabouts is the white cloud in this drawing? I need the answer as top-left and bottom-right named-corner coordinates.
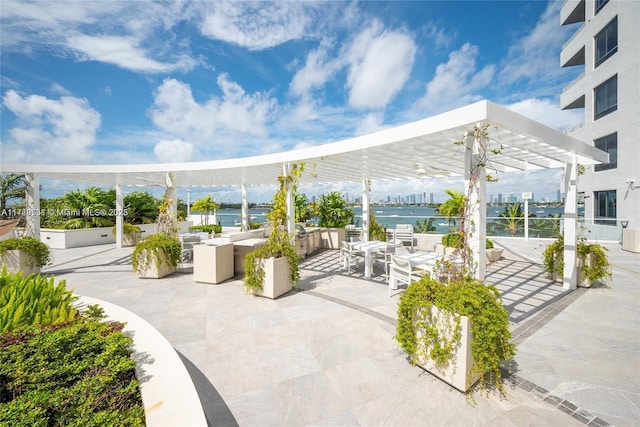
top-left (198, 2), bottom-right (313, 50)
top-left (416, 43), bottom-right (494, 114)
top-left (67, 34), bottom-right (196, 73)
top-left (154, 139), bottom-right (194, 163)
top-left (289, 39), bottom-right (341, 97)
top-left (1, 90), bottom-right (101, 163)
top-left (499, 2), bottom-right (569, 89)
top-left (507, 98), bottom-right (583, 132)
top-left (345, 22), bottom-right (417, 109)
top-left (149, 75), bottom-right (276, 148)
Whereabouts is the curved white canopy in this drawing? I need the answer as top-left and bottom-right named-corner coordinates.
top-left (1, 100), bottom-right (607, 188)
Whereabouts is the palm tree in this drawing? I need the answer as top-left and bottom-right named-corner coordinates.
top-left (0, 173), bottom-right (25, 216)
top-left (414, 218), bottom-right (436, 233)
top-left (124, 191), bottom-right (160, 224)
top-left (499, 203), bottom-right (524, 237)
top-left (437, 189), bottom-right (465, 231)
top-left (63, 187), bottom-right (115, 228)
top-left (294, 193), bottom-right (312, 224)
top-left (191, 195), bottom-right (219, 226)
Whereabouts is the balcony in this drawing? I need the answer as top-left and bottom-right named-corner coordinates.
top-left (561, 0), bottom-right (585, 26)
top-left (562, 45), bottom-right (585, 68)
top-left (561, 72), bottom-right (586, 110)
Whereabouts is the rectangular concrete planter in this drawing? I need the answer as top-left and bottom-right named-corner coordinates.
top-left (0, 250), bottom-right (40, 276)
top-left (413, 305), bottom-right (480, 393)
top-left (134, 249), bottom-right (177, 279)
top-left (486, 248), bottom-right (503, 263)
top-left (193, 243), bottom-right (234, 284)
top-left (233, 238), bottom-right (267, 275)
top-left (320, 228), bottom-right (345, 250)
top-left (248, 256), bottom-right (292, 299)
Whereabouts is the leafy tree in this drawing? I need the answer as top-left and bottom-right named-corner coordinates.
top-left (0, 173), bottom-right (25, 215)
top-left (314, 191), bottom-right (354, 228)
top-left (437, 189), bottom-right (465, 231)
top-left (191, 195), bottom-right (219, 226)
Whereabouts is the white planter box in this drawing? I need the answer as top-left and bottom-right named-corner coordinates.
top-left (0, 250), bottom-right (40, 276)
top-left (486, 248), bottom-right (503, 263)
top-left (193, 243), bottom-right (234, 284)
top-left (413, 305), bottom-right (480, 393)
top-left (233, 238), bottom-right (267, 275)
top-left (320, 228), bottom-right (345, 250)
top-left (134, 249), bottom-right (177, 279)
top-left (248, 256), bottom-right (292, 299)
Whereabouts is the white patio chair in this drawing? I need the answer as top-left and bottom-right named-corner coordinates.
top-left (388, 254), bottom-right (425, 297)
top-left (340, 241), bottom-right (364, 273)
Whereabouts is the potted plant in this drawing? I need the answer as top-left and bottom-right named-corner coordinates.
top-left (395, 125), bottom-right (516, 396)
top-left (314, 191), bottom-right (354, 249)
top-left (131, 192), bottom-right (181, 279)
top-left (0, 236), bottom-right (52, 275)
top-left (243, 164), bottom-right (303, 299)
top-left (112, 222), bottom-right (142, 247)
top-left (542, 235), bottom-right (612, 287)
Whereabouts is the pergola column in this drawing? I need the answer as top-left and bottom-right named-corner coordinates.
top-left (362, 179), bottom-right (370, 241)
top-left (165, 173), bottom-right (177, 217)
top-left (563, 157), bottom-right (578, 290)
top-left (283, 163), bottom-right (295, 236)
top-left (24, 173), bottom-right (40, 238)
top-left (241, 183), bottom-right (249, 232)
top-left (464, 131), bottom-right (487, 281)
top-left (115, 184), bottom-right (123, 248)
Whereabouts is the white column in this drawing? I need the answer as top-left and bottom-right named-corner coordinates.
top-left (284, 163), bottom-right (295, 236)
top-left (563, 157), bottom-right (578, 290)
top-left (24, 173), bottom-right (40, 238)
top-left (241, 184), bottom-right (249, 232)
top-left (464, 132), bottom-right (487, 280)
top-left (524, 198), bottom-right (529, 241)
top-left (115, 184), bottom-right (123, 249)
top-left (186, 189), bottom-right (192, 218)
top-left (165, 173), bottom-right (177, 217)
top-left (362, 179), bottom-right (370, 241)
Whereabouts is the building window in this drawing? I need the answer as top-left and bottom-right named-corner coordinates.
top-left (594, 133), bottom-right (617, 171)
top-left (595, 190), bottom-right (616, 225)
top-left (595, 17), bottom-right (617, 67)
top-left (596, 0), bottom-right (609, 14)
top-left (594, 75), bottom-right (617, 120)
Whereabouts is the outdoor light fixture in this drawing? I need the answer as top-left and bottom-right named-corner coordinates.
top-left (621, 220), bottom-right (629, 229)
top-left (626, 178), bottom-right (635, 184)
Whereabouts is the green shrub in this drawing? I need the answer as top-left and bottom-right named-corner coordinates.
top-left (0, 270), bottom-right (77, 333)
top-left (131, 234), bottom-right (182, 272)
top-left (0, 306), bottom-right (144, 426)
top-left (188, 224), bottom-right (222, 234)
top-left (442, 233), bottom-right (494, 249)
top-left (0, 237), bottom-right (51, 268)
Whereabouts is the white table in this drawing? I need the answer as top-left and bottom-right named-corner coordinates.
top-left (350, 240), bottom-right (401, 278)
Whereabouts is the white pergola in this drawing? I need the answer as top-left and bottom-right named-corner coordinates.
top-left (1, 100), bottom-right (607, 289)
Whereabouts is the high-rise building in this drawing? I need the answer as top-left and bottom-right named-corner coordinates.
top-left (560, 0), bottom-right (640, 233)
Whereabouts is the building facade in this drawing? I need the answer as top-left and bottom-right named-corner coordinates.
top-left (560, 0), bottom-right (640, 240)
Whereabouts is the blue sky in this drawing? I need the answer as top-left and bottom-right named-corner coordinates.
top-left (0, 0), bottom-right (582, 203)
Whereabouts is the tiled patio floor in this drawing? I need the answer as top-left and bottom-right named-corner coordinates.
top-left (41, 237), bottom-right (639, 426)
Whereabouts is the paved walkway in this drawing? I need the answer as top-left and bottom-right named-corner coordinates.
top-left (41, 237), bottom-right (639, 426)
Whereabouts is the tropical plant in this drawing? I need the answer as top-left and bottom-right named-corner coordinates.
top-left (542, 235), bottom-right (612, 284)
top-left (0, 236), bottom-right (52, 268)
top-left (414, 218), bottom-right (436, 233)
top-left (437, 189), bottom-right (465, 231)
top-left (124, 190), bottom-right (160, 224)
top-left (62, 187), bottom-right (115, 229)
top-left (188, 224), bottom-right (222, 234)
top-left (191, 195), bottom-right (219, 226)
top-left (294, 193), bottom-right (313, 223)
top-left (369, 212), bottom-right (386, 241)
top-left (156, 193), bottom-right (178, 238)
top-left (498, 203), bottom-right (523, 237)
top-left (0, 173), bottom-right (25, 215)
top-left (314, 191), bottom-right (354, 228)
top-left (244, 163), bottom-right (304, 293)
top-left (0, 269), bottom-right (77, 332)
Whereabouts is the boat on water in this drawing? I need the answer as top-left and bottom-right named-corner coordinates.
top-left (438, 221), bottom-right (449, 227)
top-left (536, 210), bottom-right (545, 214)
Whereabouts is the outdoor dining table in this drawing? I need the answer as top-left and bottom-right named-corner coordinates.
top-left (349, 240), bottom-right (401, 278)
top-left (396, 251), bottom-right (464, 279)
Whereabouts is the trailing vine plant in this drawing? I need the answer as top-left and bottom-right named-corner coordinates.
top-left (244, 163), bottom-right (306, 293)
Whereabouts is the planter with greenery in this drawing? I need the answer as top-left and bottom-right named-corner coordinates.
top-left (188, 224), bottom-right (222, 236)
top-left (244, 164), bottom-right (303, 299)
top-left (542, 235), bottom-right (612, 287)
top-left (112, 222), bottom-right (142, 247)
top-left (314, 191), bottom-right (353, 249)
top-left (395, 125), bottom-right (516, 397)
top-left (441, 233), bottom-right (502, 262)
top-left (0, 236), bottom-right (51, 275)
top-left (131, 234), bottom-right (181, 279)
